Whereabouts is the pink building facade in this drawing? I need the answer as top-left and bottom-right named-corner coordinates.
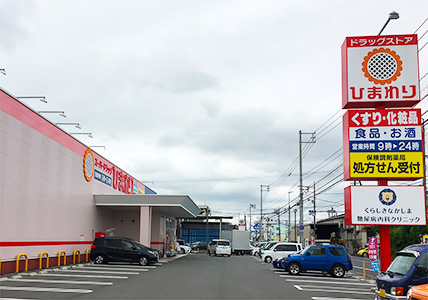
top-left (0, 88), bottom-right (200, 274)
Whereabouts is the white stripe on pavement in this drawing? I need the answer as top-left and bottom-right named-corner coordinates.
top-left (0, 298), bottom-right (35, 300)
top-left (0, 286), bottom-right (92, 294)
top-left (312, 298), bottom-right (369, 300)
top-left (279, 274), bottom-right (356, 281)
top-left (295, 285), bottom-right (373, 295)
top-left (33, 273), bottom-right (128, 279)
top-left (78, 267), bottom-right (148, 272)
top-left (61, 269), bottom-right (139, 275)
top-left (294, 285), bottom-right (303, 290)
top-left (7, 278), bottom-right (113, 285)
top-left (283, 279), bottom-right (373, 286)
top-left (87, 264), bottom-right (156, 269)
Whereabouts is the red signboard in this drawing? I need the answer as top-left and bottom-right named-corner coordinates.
top-left (342, 34), bottom-right (420, 109)
top-left (343, 108), bottom-right (424, 181)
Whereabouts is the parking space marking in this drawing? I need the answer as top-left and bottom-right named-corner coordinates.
top-left (86, 265), bottom-right (156, 269)
top-left (0, 286), bottom-right (92, 294)
top-left (60, 269), bottom-right (139, 275)
top-left (283, 278), bottom-right (373, 286)
top-left (0, 298), bottom-right (35, 300)
top-left (312, 297), bottom-right (369, 300)
top-left (7, 278), bottom-right (113, 285)
top-left (34, 273), bottom-right (128, 279)
top-left (77, 267), bottom-right (148, 272)
top-left (278, 274), bottom-right (356, 281)
top-left (293, 285), bottom-right (374, 295)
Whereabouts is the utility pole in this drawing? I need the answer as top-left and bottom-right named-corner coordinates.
top-left (278, 209), bottom-right (281, 241)
top-left (288, 191), bottom-right (293, 241)
top-left (294, 209), bottom-right (297, 241)
top-left (313, 182), bottom-right (316, 238)
top-left (299, 130), bottom-right (316, 247)
top-left (249, 204), bottom-right (256, 240)
top-left (260, 185), bottom-right (270, 241)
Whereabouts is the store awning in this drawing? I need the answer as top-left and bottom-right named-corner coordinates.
top-left (94, 194), bottom-right (201, 218)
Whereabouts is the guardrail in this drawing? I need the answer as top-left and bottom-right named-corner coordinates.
top-left (57, 251), bottom-right (66, 266)
top-left (16, 253), bottom-right (28, 273)
top-left (39, 252), bottom-right (49, 269)
top-left (73, 250), bottom-right (81, 264)
top-left (86, 249), bottom-right (91, 262)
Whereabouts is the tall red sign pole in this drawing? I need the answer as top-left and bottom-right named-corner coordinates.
top-left (378, 180), bottom-right (391, 272)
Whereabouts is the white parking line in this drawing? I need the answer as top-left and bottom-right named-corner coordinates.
top-left (86, 265), bottom-right (156, 269)
top-left (312, 298), bottom-right (369, 300)
top-left (279, 274), bottom-right (356, 281)
top-left (61, 269), bottom-right (139, 275)
top-left (294, 285), bottom-right (374, 295)
top-left (0, 286), bottom-right (92, 294)
top-left (78, 267), bottom-right (148, 272)
top-left (0, 298), bottom-right (35, 300)
top-left (7, 278), bottom-right (113, 285)
top-left (283, 279), bottom-right (373, 286)
top-left (34, 273), bottom-right (128, 279)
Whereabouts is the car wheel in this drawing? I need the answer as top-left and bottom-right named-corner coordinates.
top-left (139, 256), bottom-right (148, 266)
top-left (94, 255), bottom-right (105, 264)
top-left (331, 264), bottom-right (346, 278)
top-left (208, 251), bottom-right (211, 256)
top-left (181, 249), bottom-right (185, 254)
top-left (363, 252), bottom-right (369, 258)
top-left (264, 256), bottom-right (272, 263)
top-left (214, 251), bottom-right (217, 257)
top-left (228, 254), bottom-right (231, 257)
top-left (288, 262), bottom-right (301, 275)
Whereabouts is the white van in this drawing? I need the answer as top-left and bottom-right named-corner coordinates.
top-left (261, 242), bottom-right (302, 263)
top-left (208, 239), bottom-right (232, 257)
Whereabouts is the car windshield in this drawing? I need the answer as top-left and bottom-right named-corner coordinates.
top-left (300, 246), bottom-right (311, 255)
top-left (265, 243), bottom-right (277, 250)
top-left (217, 241), bottom-right (229, 246)
top-left (132, 241), bottom-right (148, 250)
top-left (386, 253), bottom-right (417, 275)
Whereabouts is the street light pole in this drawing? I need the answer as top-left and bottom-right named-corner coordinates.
top-left (378, 11), bottom-right (399, 35)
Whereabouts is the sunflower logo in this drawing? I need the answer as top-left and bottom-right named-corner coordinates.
top-left (362, 48), bottom-right (403, 85)
top-left (83, 148), bottom-right (94, 182)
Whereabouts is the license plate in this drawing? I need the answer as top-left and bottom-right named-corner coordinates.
top-left (379, 289), bottom-right (385, 298)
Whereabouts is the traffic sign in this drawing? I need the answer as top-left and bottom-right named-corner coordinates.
top-left (299, 224), bottom-right (305, 231)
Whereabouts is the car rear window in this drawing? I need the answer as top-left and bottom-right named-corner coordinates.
top-left (308, 247), bottom-right (325, 256)
top-left (329, 247), bottom-right (345, 256)
top-left (106, 239), bottom-right (121, 247)
top-left (217, 241), bottom-right (229, 246)
top-left (276, 244), bottom-right (297, 251)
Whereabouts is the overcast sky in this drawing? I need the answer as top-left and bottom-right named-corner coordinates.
top-left (1, 0), bottom-right (428, 225)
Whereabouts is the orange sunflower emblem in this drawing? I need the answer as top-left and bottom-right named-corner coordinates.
top-left (361, 47), bottom-right (403, 85)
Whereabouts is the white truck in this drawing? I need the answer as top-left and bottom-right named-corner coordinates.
top-left (221, 230), bottom-right (250, 255)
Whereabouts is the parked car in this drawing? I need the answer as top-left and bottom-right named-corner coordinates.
top-left (251, 241), bottom-right (268, 256)
top-left (376, 244), bottom-right (428, 300)
top-left (177, 239), bottom-right (191, 254)
top-left (191, 241), bottom-right (207, 251)
top-left (357, 247), bottom-right (369, 257)
top-left (258, 241), bottom-right (279, 257)
top-left (90, 236), bottom-right (159, 266)
top-left (406, 283), bottom-right (428, 300)
top-left (281, 245), bottom-right (353, 278)
top-left (208, 239), bottom-right (232, 257)
top-left (261, 242), bottom-right (302, 263)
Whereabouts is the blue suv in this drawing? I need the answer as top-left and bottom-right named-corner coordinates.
top-left (281, 245), bottom-right (353, 278)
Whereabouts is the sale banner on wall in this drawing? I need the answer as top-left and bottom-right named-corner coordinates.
top-left (343, 108), bottom-right (424, 180)
top-left (344, 185), bottom-right (426, 226)
top-left (342, 34), bottom-right (420, 109)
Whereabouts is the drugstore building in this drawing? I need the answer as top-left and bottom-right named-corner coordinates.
top-left (0, 87), bottom-right (200, 274)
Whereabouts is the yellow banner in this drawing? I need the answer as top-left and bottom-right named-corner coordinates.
top-left (349, 152), bottom-right (424, 178)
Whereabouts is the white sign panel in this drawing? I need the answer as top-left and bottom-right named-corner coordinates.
top-left (342, 34), bottom-right (420, 109)
top-left (344, 185), bottom-right (426, 225)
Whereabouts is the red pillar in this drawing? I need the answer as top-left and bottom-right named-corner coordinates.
top-left (379, 225), bottom-right (391, 272)
top-left (378, 179), bottom-right (391, 272)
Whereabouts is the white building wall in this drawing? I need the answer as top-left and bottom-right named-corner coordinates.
top-left (0, 92), bottom-right (147, 263)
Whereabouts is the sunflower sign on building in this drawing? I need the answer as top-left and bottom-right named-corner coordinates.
top-left (342, 34), bottom-right (420, 109)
